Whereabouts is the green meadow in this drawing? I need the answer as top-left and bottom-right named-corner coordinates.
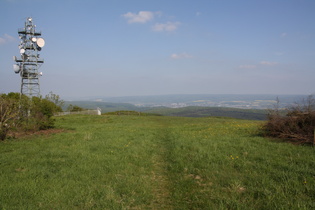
top-left (1, 115), bottom-right (314, 209)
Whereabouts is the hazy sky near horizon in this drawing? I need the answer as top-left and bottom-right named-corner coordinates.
top-left (0, 0), bottom-right (314, 98)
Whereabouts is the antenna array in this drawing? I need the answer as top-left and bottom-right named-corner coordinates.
top-left (13, 17), bottom-right (45, 97)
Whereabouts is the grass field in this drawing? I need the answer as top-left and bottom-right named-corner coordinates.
top-left (1, 115), bottom-right (314, 209)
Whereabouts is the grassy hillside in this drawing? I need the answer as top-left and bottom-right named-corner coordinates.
top-left (1, 115), bottom-right (314, 209)
top-left (146, 106), bottom-right (268, 120)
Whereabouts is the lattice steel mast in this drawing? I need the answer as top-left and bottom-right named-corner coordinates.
top-left (13, 17), bottom-right (45, 97)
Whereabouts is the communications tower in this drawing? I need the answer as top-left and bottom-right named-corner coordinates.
top-left (13, 17), bottom-right (45, 97)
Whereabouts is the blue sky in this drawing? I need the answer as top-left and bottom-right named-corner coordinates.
top-left (1, 0), bottom-right (314, 98)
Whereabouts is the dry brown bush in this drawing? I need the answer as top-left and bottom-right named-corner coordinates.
top-left (263, 95), bottom-right (315, 145)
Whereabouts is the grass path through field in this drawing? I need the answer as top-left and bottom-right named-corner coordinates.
top-left (1, 115), bottom-right (315, 209)
top-left (150, 120), bottom-right (173, 209)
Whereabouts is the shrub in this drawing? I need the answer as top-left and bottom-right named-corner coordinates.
top-left (0, 92), bottom-right (63, 140)
top-left (67, 104), bottom-right (85, 112)
top-left (262, 95), bottom-right (315, 145)
top-left (0, 94), bottom-right (21, 140)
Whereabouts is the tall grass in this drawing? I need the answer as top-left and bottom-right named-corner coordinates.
top-left (0, 115), bottom-right (314, 209)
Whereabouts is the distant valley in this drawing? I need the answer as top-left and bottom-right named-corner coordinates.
top-left (63, 94), bottom-right (307, 120)
top-left (66, 94), bottom-right (306, 109)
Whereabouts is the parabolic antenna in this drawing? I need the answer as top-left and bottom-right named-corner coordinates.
top-left (20, 49), bottom-right (25, 54)
top-left (13, 56), bottom-right (17, 61)
top-left (13, 64), bottom-right (20, 73)
top-left (31, 37), bottom-right (37, 42)
top-left (36, 38), bottom-right (45, 47)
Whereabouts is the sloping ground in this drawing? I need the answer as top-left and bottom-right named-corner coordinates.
top-left (0, 115), bottom-right (314, 209)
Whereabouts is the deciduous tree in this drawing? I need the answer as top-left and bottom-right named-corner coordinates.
top-left (0, 94), bottom-right (19, 140)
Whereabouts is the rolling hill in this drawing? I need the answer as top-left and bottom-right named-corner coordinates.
top-left (63, 101), bottom-right (268, 120)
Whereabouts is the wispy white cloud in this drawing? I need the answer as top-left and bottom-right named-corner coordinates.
top-left (152, 21), bottom-right (181, 32)
top-left (239, 64), bottom-right (257, 69)
top-left (5, 34), bottom-right (15, 41)
top-left (260, 61), bottom-right (278, 66)
top-left (0, 37), bottom-right (5, 45)
top-left (122, 11), bottom-right (181, 32)
top-left (0, 34), bottom-right (15, 45)
top-left (170, 53), bottom-right (192, 59)
top-left (239, 61), bottom-right (278, 69)
top-left (122, 11), bottom-right (155, 23)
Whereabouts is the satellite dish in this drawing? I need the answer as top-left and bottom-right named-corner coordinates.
top-left (31, 37), bottom-right (37, 42)
top-left (13, 64), bottom-right (20, 73)
top-left (20, 49), bottom-right (25, 54)
top-left (37, 47), bottom-right (42, 51)
top-left (36, 38), bottom-right (45, 47)
top-left (13, 56), bottom-right (17, 61)
top-left (39, 72), bottom-right (43, 76)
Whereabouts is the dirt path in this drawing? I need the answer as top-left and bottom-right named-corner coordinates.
top-left (149, 121), bottom-right (174, 209)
